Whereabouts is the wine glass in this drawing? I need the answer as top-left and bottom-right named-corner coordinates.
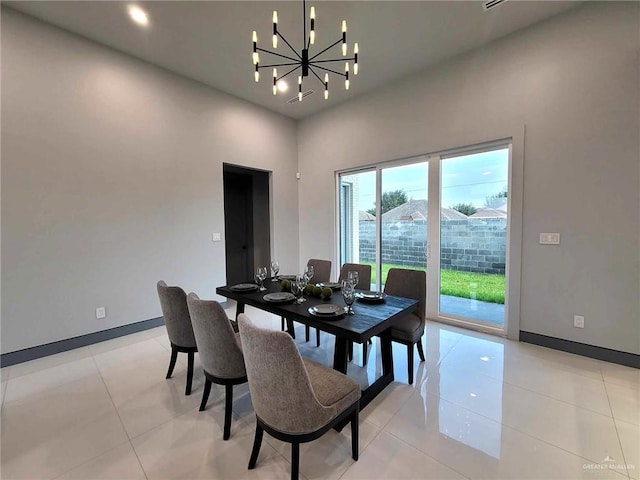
top-left (256, 266), bottom-right (268, 291)
top-left (291, 276), bottom-right (304, 304)
top-left (347, 271), bottom-right (359, 289)
top-left (270, 260), bottom-right (280, 281)
top-left (342, 280), bottom-right (355, 314)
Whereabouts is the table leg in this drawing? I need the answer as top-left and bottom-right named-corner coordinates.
top-left (235, 302), bottom-right (245, 320)
top-left (333, 337), bottom-right (349, 374)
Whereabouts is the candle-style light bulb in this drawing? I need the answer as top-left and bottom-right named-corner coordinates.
top-left (309, 6), bottom-right (315, 45)
top-left (272, 11), bottom-right (278, 48)
top-left (324, 73), bottom-right (329, 100)
top-left (354, 43), bottom-right (359, 75)
top-left (272, 68), bottom-right (278, 95)
top-left (255, 64), bottom-right (260, 82)
top-left (345, 62), bottom-right (350, 90)
top-left (341, 20), bottom-right (347, 56)
top-left (298, 76), bottom-right (303, 101)
top-left (252, 31), bottom-right (258, 64)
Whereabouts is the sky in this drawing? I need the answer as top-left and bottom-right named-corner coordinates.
top-left (344, 148), bottom-right (509, 212)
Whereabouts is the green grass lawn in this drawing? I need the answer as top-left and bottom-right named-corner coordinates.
top-left (363, 262), bottom-right (505, 304)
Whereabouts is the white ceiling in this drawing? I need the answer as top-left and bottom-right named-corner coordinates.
top-left (6, 1), bottom-right (581, 119)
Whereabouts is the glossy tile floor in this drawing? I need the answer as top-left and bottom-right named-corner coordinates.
top-left (2, 306), bottom-right (638, 480)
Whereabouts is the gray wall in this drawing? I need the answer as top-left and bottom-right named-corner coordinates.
top-left (1, 9), bottom-right (299, 354)
top-left (297, 3), bottom-right (639, 354)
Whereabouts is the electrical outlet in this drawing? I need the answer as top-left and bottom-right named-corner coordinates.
top-left (573, 315), bottom-right (584, 328)
top-left (540, 233), bottom-right (561, 245)
top-left (96, 307), bottom-right (106, 319)
top-left (212, 232), bottom-right (221, 242)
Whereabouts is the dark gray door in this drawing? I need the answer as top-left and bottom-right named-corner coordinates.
top-left (223, 171), bottom-right (254, 285)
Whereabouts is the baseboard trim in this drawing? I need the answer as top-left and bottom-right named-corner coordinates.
top-left (520, 331), bottom-right (639, 369)
top-left (1, 317), bottom-right (165, 367)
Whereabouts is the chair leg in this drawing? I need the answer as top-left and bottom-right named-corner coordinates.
top-left (291, 442), bottom-right (300, 480)
top-left (199, 378), bottom-right (212, 411)
top-left (407, 343), bottom-right (414, 385)
top-left (223, 384), bottom-right (233, 440)
top-left (281, 316), bottom-right (286, 331)
top-left (351, 407), bottom-right (359, 461)
top-left (305, 325), bottom-right (310, 342)
top-left (165, 347), bottom-right (178, 379)
top-left (416, 338), bottom-right (425, 362)
top-left (315, 328), bottom-right (320, 347)
top-left (186, 351), bottom-right (194, 395)
top-left (248, 424), bottom-right (264, 469)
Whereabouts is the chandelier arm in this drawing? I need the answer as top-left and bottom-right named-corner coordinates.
top-left (310, 57), bottom-right (356, 64)
top-left (260, 62), bottom-right (301, 68)
top-left (308, 38), bottom-right (343, 61)
top-left (276, 65), bottom-right (301, 82)
top-left (256, 47), bottom-right (299, 62)
top-left (277, 31), bottom-right (302, 60)
top-left (308, 66), bottom-right (326, 86)
top-left (310, 64), bottom-right (347, 77)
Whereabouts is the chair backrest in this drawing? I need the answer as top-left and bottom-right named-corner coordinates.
top-left (383, 269), bottom-right (426, 322)
top-left (338, 263), bottom-right (372, 290)
top-left (237, 315), bottom-right (335, 434)
top-left (157, 280), bottom-right (196, 348)
top-left (307, 258), bottom-right (331, 283)
top-left (187, 293), bottom-right (245, 379)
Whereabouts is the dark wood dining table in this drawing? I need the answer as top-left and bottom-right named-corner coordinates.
top-left (216, 279), bottom-right (418, 413)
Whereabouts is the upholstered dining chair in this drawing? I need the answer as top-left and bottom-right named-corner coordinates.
top-left (238, 314), bottom-right (360, 480)
top-left (281, 258), bottom-right (332, 346)
top-left (186, 293), bottom-right (247, 440)
top-left (383, 268), bottom-right (426, 385)
top-left (156, 281), bottom-right (197, 395)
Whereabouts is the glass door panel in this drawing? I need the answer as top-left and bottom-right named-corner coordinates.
top-left (339, 170), bottom-right (376, 289)
top-left (379, 161), bottom-right (428, 289)
top-left (438, 148), bottom-right (509, 328)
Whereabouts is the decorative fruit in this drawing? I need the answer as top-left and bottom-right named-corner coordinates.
top-left (313, 285), bottom-right (322, 297)
top-left (281, 279), bottom-right (291, 291)
top-left (305, 284), bottom-right (315, 296)
top-left (321, 287), bottom-right (333, 299)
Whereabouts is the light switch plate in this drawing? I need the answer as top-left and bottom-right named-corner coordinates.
top-left (539, 233), bottom-right (560, 245)
top-left (96, 307), bottom-right (106, 319)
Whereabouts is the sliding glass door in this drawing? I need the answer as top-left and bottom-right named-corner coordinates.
top-left (379, 161), bottom-right (428, 289)
top-left (437, 147), bottom-right (509, 328)
top-left (338, 142), bottom-right (511, 333)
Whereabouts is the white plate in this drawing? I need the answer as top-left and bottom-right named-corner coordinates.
top-left (318, 282), bottom-right (342, 290)
top-left (230, 283), bottom-right (259, 292)
top-left (263, 292), bottom-right (296, 303)
top-left (356, 291), bottom-right (386, 303)
top-left (309, 304), bottom-right (344, 315)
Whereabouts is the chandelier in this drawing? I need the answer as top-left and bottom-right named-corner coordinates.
top-left (252, 0), bottom-right (359, 101)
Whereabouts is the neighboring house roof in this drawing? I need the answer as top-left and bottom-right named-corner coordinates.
top-left (359, 210), bottom-right (375, 221)
top-left (381, 199), bottom-right (467, 222)
top-left (470, 208), bottom-right (507, 218)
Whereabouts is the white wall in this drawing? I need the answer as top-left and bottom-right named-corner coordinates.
top-left (297, 2), bottom-right (640, 354)
top-left (1, 9), bottom-right (299, 353)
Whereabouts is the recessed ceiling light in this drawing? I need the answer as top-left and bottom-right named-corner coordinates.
top-left (128, 6), bottom-right (149, 26)
top-left (277, 80), bottom-right (288, 93)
